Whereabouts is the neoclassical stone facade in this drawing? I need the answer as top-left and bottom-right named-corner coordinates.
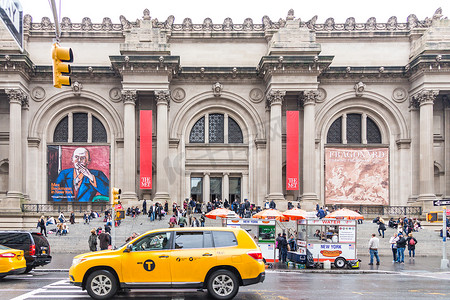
top-left (1, 8), bottom-right (450, 213)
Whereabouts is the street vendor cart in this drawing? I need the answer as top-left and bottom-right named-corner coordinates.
top-left (296, 218), bottom-right (359, 268)
top-left (227, 218), bottom-right (277, 262)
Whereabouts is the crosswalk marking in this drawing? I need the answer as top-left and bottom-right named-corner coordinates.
top-left (10, 279), bottom-right (89, 300)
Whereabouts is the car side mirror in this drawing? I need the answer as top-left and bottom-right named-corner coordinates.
top-left (124, 244), bottom-right (132, 253)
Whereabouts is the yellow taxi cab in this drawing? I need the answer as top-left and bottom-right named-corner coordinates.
top-left (70, 227), bottom-right (265, 299)
top-left (0, 244), bottom-right (26, 279)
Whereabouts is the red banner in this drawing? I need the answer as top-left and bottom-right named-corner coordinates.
top-left (286, 111), bottom-right (299, 190)
top-left (140, 111), bottom-right (152, 189)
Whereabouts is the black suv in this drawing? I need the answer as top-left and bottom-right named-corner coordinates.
top-left (0, 231), bottom-right (52, 273)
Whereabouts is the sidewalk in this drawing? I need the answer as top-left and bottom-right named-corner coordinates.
top-left (37, 252), bottom-right (450, 274)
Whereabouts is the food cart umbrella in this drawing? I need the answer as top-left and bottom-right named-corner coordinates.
top-left (205, 208), bottom-right (233, 220)
top-left (282, 208), bottom-right (308, 220)
top-left (324, 208), bottom-right (364, 220)
top-left (252, 209), bottom-right (287, 221)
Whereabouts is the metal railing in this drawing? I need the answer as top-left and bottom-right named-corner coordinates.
top-left (336, 205), bottom-right (422, 216)
top-left (21, 203), bottom-right (109, 214)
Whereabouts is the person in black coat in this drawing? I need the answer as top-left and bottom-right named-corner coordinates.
top-left (406, 233), bottom-right (418, 258)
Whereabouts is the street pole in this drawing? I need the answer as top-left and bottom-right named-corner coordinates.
top-left (441, 206), bottom-right (449, 269)
top-left (111, 208), bottom-right (116, 249)
top-left (49, 0), bottom-right (61, 42)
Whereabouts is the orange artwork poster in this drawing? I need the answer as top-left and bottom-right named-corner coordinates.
top-left (325, 148), bottom-right (389, 205)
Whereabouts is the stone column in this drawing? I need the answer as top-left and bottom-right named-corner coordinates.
top-left (223, 172), bottom-right (229, 202)
top-left (267, 90), bottom-right (285, 204)
top-left (203, 172), bottom-right (210, 203)
top-left (154, 90), bottom-right (171, 202)
top-left (121, 90), bottom-right (138, 204)
top-left (4, 89), bottom-right (25, 211)
top-left (301, 90), bottom-right (319, 210)
top-left (412, 90), bottom-right (438, 211)
top-left (445, 97), bottom-right (450, 198)
top-left (242, 171), bottom-right (249, 201)
top-left (22, 96), bottom-right (30, 201)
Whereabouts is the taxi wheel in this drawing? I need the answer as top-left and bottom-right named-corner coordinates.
top-left (86, 270), bottom-right (118, 300)
top-left (334, 257), bottom-right (347, 269)
top-left (207, 269), bottom-right (239, 300)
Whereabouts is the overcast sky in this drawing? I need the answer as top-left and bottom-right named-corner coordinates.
top-left (19, 0), bottom-right (450, 24)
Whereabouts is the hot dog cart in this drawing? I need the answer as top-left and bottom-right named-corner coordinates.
top-left (296, 218), bottom-right (359, 268)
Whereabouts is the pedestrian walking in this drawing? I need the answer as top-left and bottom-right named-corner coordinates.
top-left (406, 233), bottom-right (418, 258)
top-left (396, 233), bottom-right (407, 263)
top-left (142, 199), bottom-right (147, 215)
top-left (37, 216), bottom-right (47, 237)
top-left (69, 211), bottom-right (75, 224)
top-left (88, 229), bottom-right (97, 251)
top-left (98, 230), bottom-right (111, 250)
top-left (279, 233), bottom-right (288, 263)
top-left (368, 233), bottom-right (380, 265)
top-left (377, 218), bottom-right (386, 238)
top-left (389, 233), bottom-right (398, 263)
top-left (200, 214), bottom-right (205, 227)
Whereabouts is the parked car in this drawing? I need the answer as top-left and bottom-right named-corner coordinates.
top-left (0, 231), bottom-right (52, 273)
top-left (0, 244), bottom-right (26, 279)
top-left (70, 227), bottom-right (265, 300)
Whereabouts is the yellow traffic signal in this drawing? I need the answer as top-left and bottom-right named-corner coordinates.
top-left (116, 210), bottom-right (125, 220)
top-left (112, 187), bottom-right (121, 205)
top-left (52, 43), bottom-right (73, 88)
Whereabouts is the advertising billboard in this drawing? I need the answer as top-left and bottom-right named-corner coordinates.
top-left (325, 147), bottom-right (389, 205)
top-left (48, 145), bottom-right (110, 202)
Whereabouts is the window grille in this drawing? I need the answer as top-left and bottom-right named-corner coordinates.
top-left (347, 114), bottom-right (361, 144)
top-left (367, 117), bottom-right (382, 144)
top-left (209, 114), bottom-right (224, 143)
top-left (92, 116), bottom-right (107, 143)
top-left (327, 117), bottom-right (342, 144)
top-left (189, 117), bottom-right (205, 143)
top-left (228, 117), bottom-right (243, 143)
top-left (73, 113), bottom-right (88, 142)
top-left (53, 116), bottom-right (68, 142)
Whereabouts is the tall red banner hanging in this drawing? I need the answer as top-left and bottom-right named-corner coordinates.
top-left (286, 111), bottom-right (299, 190)
top-left (140, 111), bottom-right (152, 189)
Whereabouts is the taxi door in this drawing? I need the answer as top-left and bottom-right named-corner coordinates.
top-left (121, 232), bottom-right (172, 286)
top-left (170, 231), bottom-right (216, 286)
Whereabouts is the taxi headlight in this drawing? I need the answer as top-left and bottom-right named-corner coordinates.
top-left (72, 258), bottom-right (86, 267)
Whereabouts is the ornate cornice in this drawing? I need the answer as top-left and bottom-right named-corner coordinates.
top-left (410, 90), bottom-right (439, 108)
top-left (109, 56), bottom-right (180, 79)
top-left (121, 90), bottom-right (137, 104)
top-left (155, 90), bottom-right (170, 105)
top-left (266, 90), bottom-right (285, 106)
top-left (23, 7), bottom-right (441, 35)
top-left (301, 90), bottom-right (319, 106)
top-left (6, 89), bottom-right (27, 105)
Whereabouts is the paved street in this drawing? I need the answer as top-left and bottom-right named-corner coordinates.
top-left (2, 270), bottom-right (450, 300)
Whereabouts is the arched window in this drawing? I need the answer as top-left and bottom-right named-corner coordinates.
top-left (53, 113), bottom-right (107, 143)
top-left (189, 117), bottom-right (205, 143)
top-left (327, 117), bottom-right (342, 144)
top-left (326, 113), bottom-right (382, 144)
top-left (228, 117), bottom-right (243, 143)
top-left (189, 113), bottom-right (244, 144)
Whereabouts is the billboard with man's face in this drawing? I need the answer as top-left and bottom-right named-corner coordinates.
top-left (48, 145), bottom-right (110, 202)
top-left (325, 147), bottom-right (389, 205)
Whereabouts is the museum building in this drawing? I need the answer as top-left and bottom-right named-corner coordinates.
top-left (1, 8), bottom-right (450, 214)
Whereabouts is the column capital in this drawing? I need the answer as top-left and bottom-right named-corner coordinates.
top-left (410, 89), bottom-right (439, 108)
top-left (300, 90), bottom-right (319, 106)
top-left (223, 172), bottom-right (230, 176)
top-left (121, 89), bottom-right (137, 104)
top-left (6, 89), bottom-right (27, 105)
top-left (155, 90), bottom-right (170, 106)
top-left (266, 89), bottom-right (285, 106)
top-left (203, 172), bottom-right (210, 176)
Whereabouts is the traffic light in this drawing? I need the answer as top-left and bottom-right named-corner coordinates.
top-left (112, 187), bottom-right (121, 205)
top-left (51, 43), bottom-right (73, 88)
top-left (427, 212), bottom-right (438, 222)
top-left (116, 210), bottom-right (125, 220)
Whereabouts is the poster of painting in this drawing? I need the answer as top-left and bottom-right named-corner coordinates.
top-left (325, 147), bottom-right (389, 205)
top-left (48, 145), bottom-right (110, 202)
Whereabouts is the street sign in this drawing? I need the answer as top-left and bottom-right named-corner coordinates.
top-left (433, 200), bottom-right (450, 206)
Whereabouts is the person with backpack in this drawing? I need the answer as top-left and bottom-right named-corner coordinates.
top-left (406, 233), bottom-right (418, 258)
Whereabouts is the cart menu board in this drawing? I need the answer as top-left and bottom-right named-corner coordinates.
top-left (259, 225), bottom-right (275, 243)
top-left (338, 226), bottom-right (356, 243)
